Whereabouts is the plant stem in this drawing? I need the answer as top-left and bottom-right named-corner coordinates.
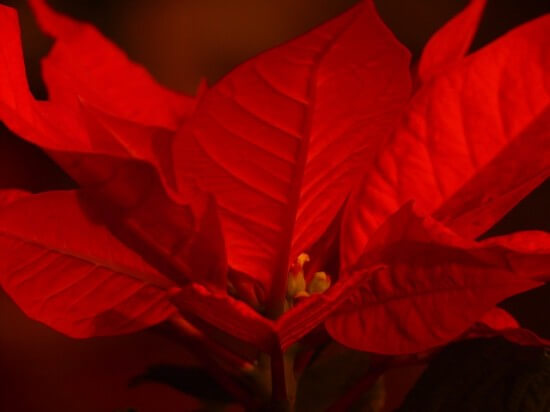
top-left (269, 344), bottom-right (298, 412)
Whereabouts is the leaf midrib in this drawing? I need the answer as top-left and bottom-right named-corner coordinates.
top-left (0, 230), bottom-right (174, 290)
top-left (267, 5), bottom-right (364, 314)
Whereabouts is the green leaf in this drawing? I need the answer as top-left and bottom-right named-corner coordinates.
top-left (398, 338), bottom-right (550, 412)
top-left (129, 364), bottom-right (235, 404)
top-left (295, 343), bottom-right (383, 411)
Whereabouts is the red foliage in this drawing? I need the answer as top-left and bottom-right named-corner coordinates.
top-left (0, 0), bottom-right (548, 363)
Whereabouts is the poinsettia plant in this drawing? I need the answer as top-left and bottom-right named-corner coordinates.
top-left (0, 0), bottom-right (549, 410)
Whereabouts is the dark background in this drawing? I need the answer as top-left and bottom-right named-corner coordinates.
top-left (0, 0), bottom-right (549, 410)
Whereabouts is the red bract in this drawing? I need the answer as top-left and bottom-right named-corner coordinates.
top-left (0, 0), bottom-right (549, 404)
top-left (173, 0), bottom-right (411, 315)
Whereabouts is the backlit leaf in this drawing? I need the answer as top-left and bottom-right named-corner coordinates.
top-left (342, 14), bottom-right (550, 269)
top-left (29, 0), bottom-right (195, 129)
top-left (326, 204), bottom-right (545, 354)
top-left (418, 0), bottom-right (486, 81)
top-left (174, 0), bottom-right (411, 309)
top-left (0, 191), bottom-right (176, 337)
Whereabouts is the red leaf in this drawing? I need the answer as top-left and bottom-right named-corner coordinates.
top-left (0, 4), bottom-right (177, 182)
top-left (478, 307), bottom-right (520, 330)
top-left (0, 189), bottom-right (30, 207)
top-left (326, 204), bottom-right (544, 354)
top-left (1, 0), bottom-right (547, 358)
top-left (479, 231), bottom-right (550, 282)
top-left (173, 0), bottom-right (411, 309)
top-left (466, 308), bottom-right (550, 347)
top-left (69, 108), bottom-right (227, 289)
top-left (28, 0), bottom-right (195, 130)
top-left (0, 6), bottom-right (227, 291)
top-left (418, 0), bottom-right (486, 81)
top-left (342, 14), bottom-right (550, 269)
top-left (63, 153), bottom-right (228, 289)
top-left (0, 5), bottom-right (107, 154)
top-left (174, 283), bottom-right (276, 352)
top-left (76, 101), bottom-right (179, 188)
top-left (433, 107), bottom-right (550, 239)
top-left (0, 190), bottom-right (177, 337)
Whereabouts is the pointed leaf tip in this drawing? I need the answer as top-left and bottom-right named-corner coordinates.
top-left (327, 205), bottom-right (545, 354)
top-left (174, 0), bottom-right (411, 306)
top-left (342, 14), bottom-right (550, 269)
top-left (29, 0), bottom-right (194, 129)
top-left (418, 0), bottom-right (487, 81)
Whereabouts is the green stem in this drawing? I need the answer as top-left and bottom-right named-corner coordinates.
top-left (270, 345), bottom-right (298, 411)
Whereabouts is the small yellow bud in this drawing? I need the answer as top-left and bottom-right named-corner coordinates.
top-left (287, 270), bottom-right (306, 297)
top-left (296, 253), bottom-right (310, 269)
top-left (287, 253), bottom-right (310, 298)
top-left (284, 253), bottom-right (332, 311)
top-left (307, 271), bottom-right (331, 294)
